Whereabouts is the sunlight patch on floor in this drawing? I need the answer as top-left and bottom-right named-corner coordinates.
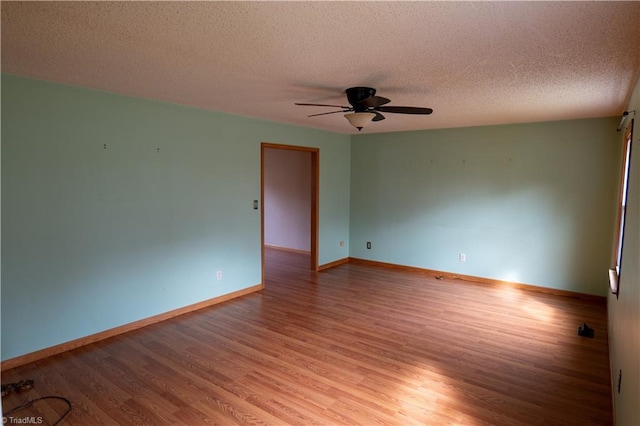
top-left (498, 283), bottom-right (556, 322)
top-left (520, 298), bottom-right (556, 322)
top-left (392, 368), bottom-right (486, 425)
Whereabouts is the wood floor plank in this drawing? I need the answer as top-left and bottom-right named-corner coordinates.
top-left (1, 248), bottom-right (612, 425)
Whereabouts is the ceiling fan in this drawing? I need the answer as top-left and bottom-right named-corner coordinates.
top-left (295, 87), bottom-right (433, 131)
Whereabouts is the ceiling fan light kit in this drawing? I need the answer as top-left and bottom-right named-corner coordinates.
top-left (344, 112), bottom-right (376, 131)
top-left (295, 86), bottom-right (433, 131)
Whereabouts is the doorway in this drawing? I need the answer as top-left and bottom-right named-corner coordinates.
top-left (261, 143), bottom-right (319, 285)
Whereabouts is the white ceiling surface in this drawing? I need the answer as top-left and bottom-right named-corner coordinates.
top-left (2, 1), bottom-right (640, 134)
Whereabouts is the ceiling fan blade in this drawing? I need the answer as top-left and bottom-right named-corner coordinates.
top-left (295, 102), bottom-right (349, 108)
top-left (372, 112), bottom-right (386, 122)
top-left (375, 106), bottom-right (433, 115)
top-left (359, 96), bottom-right (391, 108)
top-left (307, 110), bottom-right (349, 117)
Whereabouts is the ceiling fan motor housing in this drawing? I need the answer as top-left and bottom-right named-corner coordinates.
top-left (346, 87), bottom-right (376, 111)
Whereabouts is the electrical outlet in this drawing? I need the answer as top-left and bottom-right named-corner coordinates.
top-left (216, 271), bottom-right (223, 281)
top-left (340, 241), bottom-right (345, 247)
top-left (366, 242), bottom-right (372, 249)
top-left (459, 253), bottom-right (466, 262)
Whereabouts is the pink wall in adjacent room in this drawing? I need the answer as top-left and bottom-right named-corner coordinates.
top-left (264, 148), bottom-right (311, 252)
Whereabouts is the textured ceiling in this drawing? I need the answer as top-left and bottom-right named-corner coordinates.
top-left (2, 1), bottom-right (640, 134)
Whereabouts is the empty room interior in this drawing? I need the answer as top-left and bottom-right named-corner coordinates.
top-left (2, 2), bottom-right (640, 425)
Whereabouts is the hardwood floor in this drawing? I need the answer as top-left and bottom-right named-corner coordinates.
top-left (2, 248), bottom-right (613, 425)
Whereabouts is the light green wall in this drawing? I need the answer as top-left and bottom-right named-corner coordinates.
top-left (1, 75), bottom-right (350, 361)
top-left (608, 73), bottom-right (640, 426)
top-left (350, 118), bottom-right (620, 296)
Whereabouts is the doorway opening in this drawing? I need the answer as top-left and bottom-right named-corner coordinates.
top-left (261, 143), bottom-right (319, 285)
